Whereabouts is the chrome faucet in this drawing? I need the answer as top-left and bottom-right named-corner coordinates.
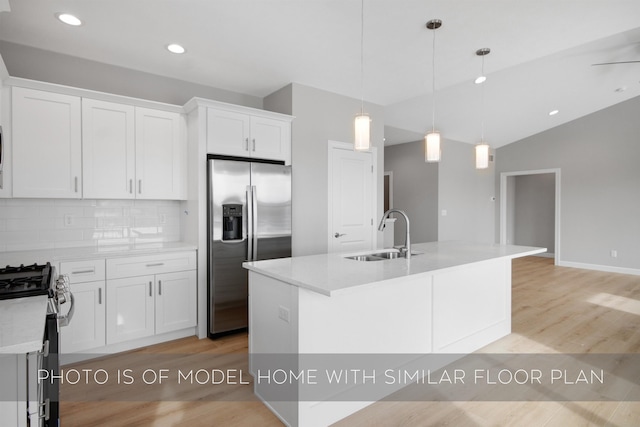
top-left (378, 209), bottom-right (411, 258)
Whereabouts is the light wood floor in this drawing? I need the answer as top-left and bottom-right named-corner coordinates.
top-left (61, 257), bottom-right (640, 426)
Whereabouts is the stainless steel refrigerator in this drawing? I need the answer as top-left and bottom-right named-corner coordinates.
top-left (207, 155), bottom-right (291, 337)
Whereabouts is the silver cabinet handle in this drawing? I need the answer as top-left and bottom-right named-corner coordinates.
top-left (129, 179), bottom-right (133, 194)
top-left (74, 176), bottom-right (78, 193)
top-left (334, 232), bottom-right (346, 238)
top-left (138, 179), bottom-right (142, 194)
top-left (149, 281), bottom-right (152, 297)
top-left (252, 138), bottom-right (256, 151)
top-left (98, 287), bottom-right (102, 305)
top-left (71, 269), bottom-right (95, 275)
top-left (146, 262), bottom-right (164, 267)
top-left (245, 137), bottom-right (249, 151)
top-left (158, 280), bottom-right (162, 296)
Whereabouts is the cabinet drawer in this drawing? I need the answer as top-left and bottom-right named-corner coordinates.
top-left (60, 259), bottom-right (106, 283)
top-left (107, 251), bottom-right (196, 279)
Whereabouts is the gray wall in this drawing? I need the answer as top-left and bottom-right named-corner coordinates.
top-left (438, 139), bottom-right (495, 243)
top-left (383, 140), bottom-right (438, 245)
top-left (512, 173), bottom-right (555, 254)
top-left (496, 95), bottom-right (640, 271)
top-left (265, 83), bottom-right (385, 256)
top-left (0, 41), bottom-right (262, 108)
top-left (383, 137), bottom-right (496, 246)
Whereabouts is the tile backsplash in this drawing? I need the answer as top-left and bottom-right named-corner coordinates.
top-left (0, 199), bottom-right (181, 252)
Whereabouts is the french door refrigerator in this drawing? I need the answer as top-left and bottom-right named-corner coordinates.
top-left (208, 155), bottom-right (291, 337)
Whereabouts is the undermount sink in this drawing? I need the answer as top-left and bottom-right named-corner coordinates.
top-left (344, 249), bottom-right (421, 261)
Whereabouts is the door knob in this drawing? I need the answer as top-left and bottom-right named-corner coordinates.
top-left (334, 232), bottom-right (346, 238)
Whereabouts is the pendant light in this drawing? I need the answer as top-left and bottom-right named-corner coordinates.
top-left (354, 0), bottom-right (370, 151)
top-left (425, 19), bottom-right (442, 162)
top-left (475, 48), bottom-right (490, 169)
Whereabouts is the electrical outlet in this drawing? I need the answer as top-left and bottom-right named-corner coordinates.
top-left (159, 214), bottom-right (167, 224)
top-left (610, 250), bottom-right (618, 258)
top-left (441, 209), bottom-right (448, 217)
top-left (278, 306), bottom-right (290, 323)
top-left (64, 214), bottom-right (74, 227)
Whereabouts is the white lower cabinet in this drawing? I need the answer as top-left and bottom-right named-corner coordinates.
top-left (60, 259), bottom-right (107, 353)
top-left (59, 251), bottom-right (196, 352)
top-left (155, 270), bottom-right (197, 334)
top-left (62, 281), bottom-right (106, 352)
top-left (106, 251), bottom-right (197, 346)
top-left (106, 275), bottom-right (156, 344)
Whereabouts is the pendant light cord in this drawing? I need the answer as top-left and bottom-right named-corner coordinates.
top-left (480, 54), bottom-right (485, 141)
top-left (431, 24), bottom-right (436, 133)
top-left (360, 0), bottom-right (364, 115)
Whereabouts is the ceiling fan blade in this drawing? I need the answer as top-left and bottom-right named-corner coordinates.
top-left (592, 60), bottom-right (640, 66)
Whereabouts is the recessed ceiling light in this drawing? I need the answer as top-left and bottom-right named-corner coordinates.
top-left (614, 86), bottom-right (627, 93)
top-left (474, 75), bottom-right (487, 84)
top-left (549, 110), bottom-right (559, 116)
top-left (56, 13), bottom-right (82, 26)
top-left (167, 44), bottom-right (186, 54)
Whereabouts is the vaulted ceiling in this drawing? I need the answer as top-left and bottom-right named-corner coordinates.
top-left (1, 0), bottom-right (640, 147)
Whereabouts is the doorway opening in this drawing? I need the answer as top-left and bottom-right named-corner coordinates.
top-left (500, 169), bottom-right (561, 264)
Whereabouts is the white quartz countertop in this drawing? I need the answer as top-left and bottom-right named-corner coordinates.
top-left (0, 295), bottom-right (48, 354)
top-left (0, 242), bottom-right (197, 266)
top-left (243, 241), bottom-right (546, 296)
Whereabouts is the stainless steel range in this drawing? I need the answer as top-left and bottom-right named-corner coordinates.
top-left (0, 263), bottom-right (74, 427)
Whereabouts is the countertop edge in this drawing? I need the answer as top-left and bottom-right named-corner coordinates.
top-left (243, 243), bottom-right (547, 297)
top-left (0, 242), bottom-right (198, 265)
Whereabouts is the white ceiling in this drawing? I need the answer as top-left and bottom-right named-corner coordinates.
top-left (1, 0), bottom-right (640, 147)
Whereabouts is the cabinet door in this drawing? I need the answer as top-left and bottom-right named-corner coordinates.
top-left (206, 108), bottom-right (251, 157)
top-left (61, 281), bottom-right (106, 353)
top-left (155, 270), bottom-right (197, 334)
top-left (82, 99), bottom-right (135, 199)
top-left (0, 83), bottom-right (11, 198)
top-left (250, 116), bottom-right (291, 163)
top-left (106, 275), bottom-right (155, 344)
top-left (135, 107), bottom-right (186, 200)
top-left (12, 87), bottom-right (82, 198)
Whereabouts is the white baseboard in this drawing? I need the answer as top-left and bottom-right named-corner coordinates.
top-left (557, 261), bottom-right (640, 276)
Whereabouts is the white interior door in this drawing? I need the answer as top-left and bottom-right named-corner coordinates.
top-left (328, 142), bottom-right (375, 253)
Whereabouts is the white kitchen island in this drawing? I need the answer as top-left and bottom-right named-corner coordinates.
top-left (243, 241), bottom-right (545, 427)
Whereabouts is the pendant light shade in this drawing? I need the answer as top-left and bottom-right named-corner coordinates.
top-left (354, 0), bottom-right (370, 151)
top-left (425, 132), bottom-right (441, 163)
top-left (354, 114), bottom-right (371, 151)
top-left (475, 142), bottom-right (490, 169)
top-left (425, 19), bottom-right (442, 162)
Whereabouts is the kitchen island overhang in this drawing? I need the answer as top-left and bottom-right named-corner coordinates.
top-left (243, 241), bottom-right (545, 427)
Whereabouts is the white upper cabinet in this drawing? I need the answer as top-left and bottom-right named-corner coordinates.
top-left (82, 99), bottom-right (136, 199)
top-left (135, 107), bottom-right (186, 200)
top-left (83, 101), bottom-right (186, 200)
top-left (206, 108), bottom-right (251, 157)
top-left (9, 81), bottom-right (187, 200)
top-left (0, 80), bottom-right (10, 198)
top-left (250, 115), bottom-right (291, 162)
top-left (12, 87), bottom-right (82, 198)
top-left (206, 106), bottom-right (291, 164)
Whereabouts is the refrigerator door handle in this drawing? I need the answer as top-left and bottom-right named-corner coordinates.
top-left (246, 186), bottom-right (253, 261)
top-left (252, 185), bottom-right (258, 260)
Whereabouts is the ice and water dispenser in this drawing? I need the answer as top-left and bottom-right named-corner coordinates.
top-left (222, 204), bottom-right (243, 241)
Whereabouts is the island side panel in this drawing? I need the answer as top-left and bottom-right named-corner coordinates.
top-left (432, 258), bottom-right (512, 353)
top-left (297, 275), bottom-right (432, 354)
top-left (295, 275), bottom-right (433, 427)
top-left (248, 271), bottom-right (300, 427)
